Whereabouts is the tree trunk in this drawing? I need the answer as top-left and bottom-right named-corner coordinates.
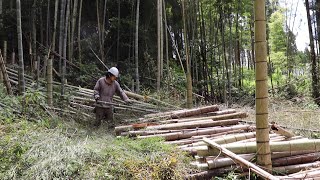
top-left (160, 0), bottom-right (163, 79)
top-left (306, 0), bottom-right (320, 105)
top-left (58, 0), bottom-right (66, 75)
top-left (254, 0), bottom-right (272, 170)
top-left (157, 0), bottom-right (161, 91)
top-left (0, 0), bottom-right (2, 83)
top-left (16, 0), bottom-right (25, 94)
top-left (47, 0), bottom-right (59, 107)
top-left (117, 0), bottom-right (120, 63)
top-left (182, 0), bottom-right (193, 108)
top-left (250, 7), bottom-right (255, 70)
top-left (62, 0), bottom-right (70, 96)
top-left (70, 0), bottom-right (78, 63)
top-left (46, 0), bottom-right (50, 47)
top-left (163, 0), bottom-right (169, 80)
top-left (78, 0), bottom-right (83, 64)
top-left (96, 0), bottom-right (106, 64)
top-left (135, 0), bottom-right (140, 93)
top-left (32, 0), bottom-right (37, 78)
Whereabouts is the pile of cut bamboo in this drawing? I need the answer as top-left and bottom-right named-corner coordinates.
top-left (116, 106), bottom-right (320, 179)
top-left (5, 67), bottom-right (175, 115)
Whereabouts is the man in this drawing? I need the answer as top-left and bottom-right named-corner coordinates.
top-left (93, 67), bottom-right (130, 129)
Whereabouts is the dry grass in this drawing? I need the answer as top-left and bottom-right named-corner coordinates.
top-left (232, 97), bottom-right (320, 137)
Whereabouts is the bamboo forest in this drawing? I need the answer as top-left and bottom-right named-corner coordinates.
top-left (2, 0), bottom-right (320, 179)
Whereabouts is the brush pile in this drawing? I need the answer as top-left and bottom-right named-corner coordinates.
top-left (116, 105), bottom-right (320, 179)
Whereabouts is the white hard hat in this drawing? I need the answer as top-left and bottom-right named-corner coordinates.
top-left (108, 67), bottom-right (119, 77)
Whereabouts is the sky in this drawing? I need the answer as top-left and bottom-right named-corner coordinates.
top-left (279, 0), bottom-right (309, 51)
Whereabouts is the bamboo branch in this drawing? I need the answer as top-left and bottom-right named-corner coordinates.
top-left (203, 138), bottom-right (279, 180)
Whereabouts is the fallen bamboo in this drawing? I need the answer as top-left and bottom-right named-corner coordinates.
top-left (206, 109), bottom-right (237, 116)
top-left (203, 138), bottom-right (279, 180)
top-left (278, 166), bottom-right (320, 179)
top-left (162, 112), bottom-right (248, 124)
top-left (138, 125), bottom-right (251, 141)
top-left (273, 161), bottom-right (320, 175)
top-left (271, 150), bottom-right (317, 160)
top-left (144, 105), bottom-right (219, 119)
top-left (271, 123), bottom-right (294, 138)
top-left (146, 119), bottom-right (240, 130)
top-left (71, 96), bottom-right (158, 113)
top-left (167, 129), bottom-right (247, 146)
top-left (190, 132), bottom-right (257, 147)
top-left (197, 139), bottom-right (320, 157)
top-left (206, 154), bottom-right (255, 170)
top-left (120, 129), bottom-right (182, 137)
top-left (124, 90), bottom-right (180, 108)
top-left (185, 166), bottom-right (236, 180)
top-left (272, 152), bottom-right (320, 167)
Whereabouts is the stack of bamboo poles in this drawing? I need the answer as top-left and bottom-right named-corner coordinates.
top-left (5, 67), bottom-right (176, 115)
top-left (115, 106), bottom-right (320, 179)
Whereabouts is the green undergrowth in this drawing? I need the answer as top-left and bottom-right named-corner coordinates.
top-left (1, 125), bottom-right (190, 179)
top-left (0, 85), bottom-right (191, 179)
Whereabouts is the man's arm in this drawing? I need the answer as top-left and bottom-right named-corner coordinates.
top-left (115, 81), bottom-right (129, 102)
top-left (93, 80), bottom-right (101, 101)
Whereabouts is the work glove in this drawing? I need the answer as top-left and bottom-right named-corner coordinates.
top-left (94, 96), bottom-right (100, 103)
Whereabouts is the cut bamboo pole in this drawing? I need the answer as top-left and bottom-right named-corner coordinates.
top-left (272, 152), bottom-right (320, 167)
top-left (197, 139), bottom-right (320, 157)
top-left (167, 129), bottom-right (247, 146)
top-left (142, 105), bottom-right (219, 121)
top-left (185, 166), bottom-right (236, 180)
top-left (162, 112), bottom-right (248, 124)
top-left (271, 123), bottom-right (294, 138)
top-left (271, 150), bottom-right (317, 160)
top-left (138, 125), bottom-right (251, 141)
top-left (273, 161), bottom-right (320, 175)
top-left (279, 166), bottom-right (320, 179)
top-left (190, 132), bottom-right (256, 147)
top-left (203, 138), bottom-right (278, 180)
top-left (146, 119), bottom-right (239, 130)
top-left (207, 154), bottom-right (255, 169)
top-left (120, 129), bottom-right (181, 137)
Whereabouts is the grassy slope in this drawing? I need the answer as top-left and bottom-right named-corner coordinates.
top-left (0, 86), bottom-right (192, 180)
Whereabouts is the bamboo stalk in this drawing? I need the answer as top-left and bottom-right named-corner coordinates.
top-left (138, 125), bottom-right (251, 141)
top-left (146, 119), bottom-right (239, 130)
top-left (203, 138), bottom-right (278, 180)
top-left (273, 161), bottom-right (320, 175)
top-left (120, 129), bottom-right (181, 137)
top-left (144, 105), bottom-right (219, 119)
top-left (162, 112), bottom-right (248, 124)
top-left (271, 123), bottom-right (294, 138)
top-left (207, 154), bottom-right (255, 169)
top-left (185, 166), bottom-right (235, 180)
top-left (171, 129), bottom-right (247, 146)
top-left (198, 139), bottom-right (320, 157)
top-left (271, 150), bottom-right (317, 160)
top-left (190, 132), bottom-right (256, 147)
top-left (272, 152), bottom-right (320, 167)
top-left (279, 166), bottom-right (320, 179)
